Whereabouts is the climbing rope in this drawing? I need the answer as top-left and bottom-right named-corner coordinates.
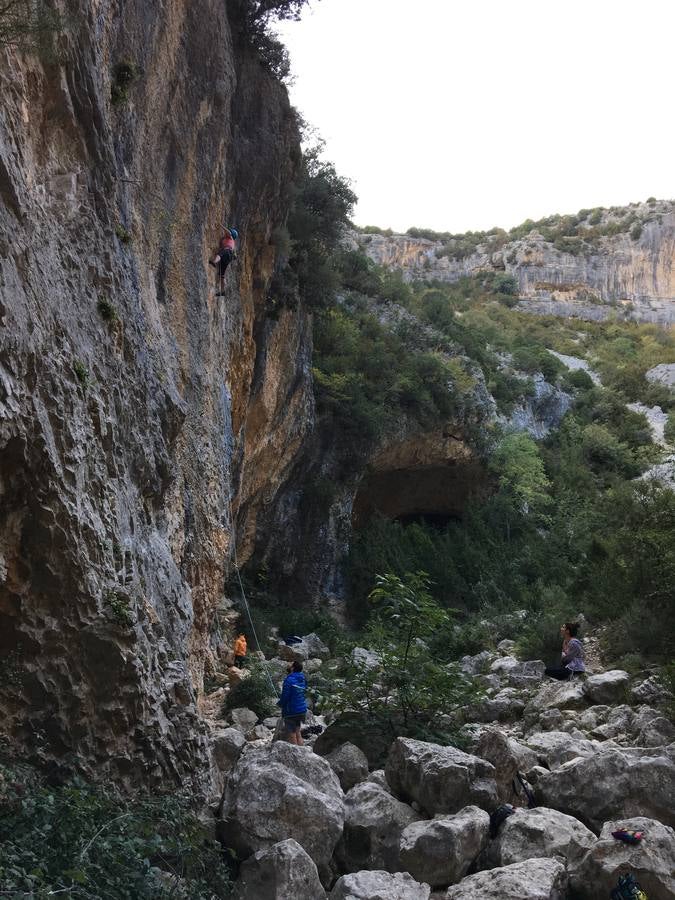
top-left (222, 447), bottom-right (279, 699)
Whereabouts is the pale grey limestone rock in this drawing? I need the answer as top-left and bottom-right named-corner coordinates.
top-left (385, 738), bottom-right (498, 816)
top-left (330, 870), bottom-right (430, 900)
top-left (232, 839), bottom-right (327, 900)
top-left (399, 805), bottom-right (489, 888)
top-left (219, 742), bottom-right (344, 869)
top-left (336, 781), bottom-right (421, 873)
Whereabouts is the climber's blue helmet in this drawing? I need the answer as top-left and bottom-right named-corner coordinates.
top-left (229, 227), bottom-right (239, 240)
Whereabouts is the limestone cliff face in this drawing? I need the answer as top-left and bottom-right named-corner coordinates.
top-left (0, 0), bottom-right (310, 789)
top-left (353, 201), bottom-right (675, 323)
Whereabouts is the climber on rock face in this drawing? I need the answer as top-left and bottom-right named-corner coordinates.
top-left (209, 225), bottom-right (239, 296)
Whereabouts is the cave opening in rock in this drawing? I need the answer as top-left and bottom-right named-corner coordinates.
top-left (352, 461), bottom-right (491, 530)
top-left (395, 511), bottom-right (462, 529)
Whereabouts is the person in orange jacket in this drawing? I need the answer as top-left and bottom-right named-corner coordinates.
top-left (233, 633), bottom-right (247, 666)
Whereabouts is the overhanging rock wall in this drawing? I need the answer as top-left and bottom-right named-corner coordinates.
top-left (0, 0), bottom-right (311, 790)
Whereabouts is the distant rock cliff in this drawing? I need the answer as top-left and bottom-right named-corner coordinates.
top-left (351, 200), bottom-right (675, 323)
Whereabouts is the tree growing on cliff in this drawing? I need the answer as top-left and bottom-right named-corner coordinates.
top-left (235, 0), bottom-right (315, 79)
top-left (245, 0), bottom-right (314, 22)
top-left (286, 144), bottom-right (356, 307)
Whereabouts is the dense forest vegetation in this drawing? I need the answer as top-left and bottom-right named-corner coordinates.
top-left (318, 262), bottom-right (674, 669)
top-left (261, 150), bottom-right (675, 677)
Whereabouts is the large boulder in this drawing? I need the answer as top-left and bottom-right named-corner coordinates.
top-left (279, 633), bottom-right (330, 663)
top-left (365, 769), bottom-right (394, 794)
top-left (636, 714), bottom-right (675, 747)
top-left (399, 805), bottom-right (489, 889)
top-left (475, 729), bottom-right (520, 802)
top-left (330, 870), bottom-right (430, 900)
top-left (232, 839), bottom-right (327, 900)
top-left (631, 674), bottom-right (673, 706)
top-left (459, 650), bottom-right (493, 675)
top-left (218, 743), bottom-right (344, 870)
top-left (582, 670), bottom-right (630, 705)
top-left (314, 713), bottom-right (395, 769)
top-left (490, 656), bottom-right (545, 687)
top-left (385, 738), bottom-right (498, 816)
top-left (351, 647), bottom-right (382, 670)
top-left (444, 857), bottom-right (568, 899)
top-left (470, 688), bottom-right (526, 723)
top-left (325, 742), bottom-right (370, 793)
top-left (211, 727), bottom-right (246, 772)
top-left (589, 704), bottom-right (634, 741)
top-left (481, 807), bottom-right (596, 871)
top-left (572, 816), bottom-right (675, 899)
top-left (524, 680), bottom-right (587, 718)
top-left (230, 707), bottom-right (259, 733)
top-left (506, 738), bottom-right (539, 775)
top-left (336, 781), bottom-right (422, 873)
top-left (523, 731), bottom-right (602, 769)
top-left (535, 746), bottom-right (675, 831)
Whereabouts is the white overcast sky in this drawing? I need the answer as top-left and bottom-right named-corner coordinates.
top-left (276, 0), bottom-right (675, 234)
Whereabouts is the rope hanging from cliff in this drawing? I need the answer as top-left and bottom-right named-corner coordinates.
top-left (224, 479), bottom-right (280, 699)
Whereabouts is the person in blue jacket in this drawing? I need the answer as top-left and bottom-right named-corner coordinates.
top-left (278, 661), bottom-right (307, 745)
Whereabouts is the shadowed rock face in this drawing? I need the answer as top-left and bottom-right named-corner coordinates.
top-left (352, 428), bottom-right (490, 528)
top-left (0, 0), bottom-right (307, 788)
top-left (353, 462), bottom-right (488, 527)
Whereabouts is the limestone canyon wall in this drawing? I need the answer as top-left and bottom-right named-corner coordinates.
top-left (0, 0), bottom-right (311, 789)
top-left (353, 201), bottom-right (675, 323)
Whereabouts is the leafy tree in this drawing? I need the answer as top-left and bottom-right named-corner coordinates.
top-left (325, 573), bottom-right (480, 740)
top-left (244, 0), bottom-right (314, 22)
top-left (234, 0), bottom-right (316, 79)
top-left (490, 433), bottom-right (552, 536)
top-left (285, 146), bottom-right (356, 308)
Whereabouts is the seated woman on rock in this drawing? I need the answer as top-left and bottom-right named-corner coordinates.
top-left (545, 622), bottom-right (585, 680)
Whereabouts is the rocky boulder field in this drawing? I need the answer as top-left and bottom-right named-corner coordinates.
top-left (208, 632), bottom-right (675, 899)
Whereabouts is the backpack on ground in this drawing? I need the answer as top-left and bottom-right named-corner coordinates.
top-left (489, 804), bottom-right (515, 838)
top-left (610, 873), bottom-right (649, 900)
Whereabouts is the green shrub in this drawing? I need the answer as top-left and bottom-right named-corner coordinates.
top-left (665, 413), bottom-right (675, 445)
top-left (97, 298), bottom-right (118, 322)
top-left (565, 368), bottom-right (595, 391)
top-left (73, 359), bottom-right (89, 387)
top-left (224, 664), bottom-right (276, 719)
top-left (115, 222), bottom-right (132, 244)
top-left (111, 60), bottom-right (139, 105)
top-left (104, 589), bottom-right (133, 627)
top-left (361, 225), bottom-right (394, 236)
top-left (580, 423), bottom-right (640, 477)
top-left (0, 766), bottom-right (232, 897)
top-left (630, 222), bottom-right (643, 241)
top-left (490, 273), bottom-right (519, 296)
